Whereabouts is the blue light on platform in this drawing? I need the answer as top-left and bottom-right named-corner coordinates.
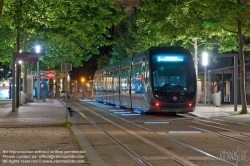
top-left (133, 110), bottom-right (142, 114)
top-left (109, 110), bottom-right (124, 112)
top-left (144, 121), bottom-right (169, 124)
top-left (122, 114), bottom-right (140, 116)
top-left (114, 112), bottom-right (131, 114)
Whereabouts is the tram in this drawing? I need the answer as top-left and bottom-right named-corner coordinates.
top-left (93, 47), bottom-right (197, 114)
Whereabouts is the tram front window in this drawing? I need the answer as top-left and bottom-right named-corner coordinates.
top-left (152, 55), bottom-right (195, 93)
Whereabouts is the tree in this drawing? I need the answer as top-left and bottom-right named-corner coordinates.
top-left (199, 0), bottom-right (250, 113)
top-left (0, 0), bottom-right (126, 68)
top-left (111, 1), bottom-right (221, 75)
top-left (136, 1), bottom-right (226, 76)
top-left (0, 0), bottom-right (126, 103)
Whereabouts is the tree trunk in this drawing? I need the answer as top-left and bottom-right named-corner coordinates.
top-left (16, 30), bottom-right (20, 107)
top-left (23, 33), bottom-right (28, 94)
top-left (238, 18), bottom-right (247, 114)
top-left (194, 38), bottom-right (198, 78)
top-left (193, 38), bottom-right (199, 105)
top-left (240, 0), bottom-right (250, 5)
top-left (0, 0), bottom-right (3, 18)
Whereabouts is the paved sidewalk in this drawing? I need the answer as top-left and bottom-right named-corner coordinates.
top-left (191, 104), bottom-right (250, 124)
top-left (0, 99), bottom-right (66, 126)
top-left (0, 99), bottom-right (105, 166)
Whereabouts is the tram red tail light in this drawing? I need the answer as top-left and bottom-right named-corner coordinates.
top-left (155, 102), bottom-right (160, 107)
top-left (188, 103), bottom-right (193, 107)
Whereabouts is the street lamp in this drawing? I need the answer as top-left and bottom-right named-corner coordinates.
top-left (36, 45), bottom-right (41, 100)
top-left (81, 77), bottom-right (85, 99)
top-left (202, 52), bottom-right (208, 105)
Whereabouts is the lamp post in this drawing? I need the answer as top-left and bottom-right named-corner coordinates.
top-left (18, 60), bottom-right (22, 104)
top-left (202, 52), bottom-right (208, 105)
top-left (36, 45), bottom-right (41, 100)
top-left (81, 77), bottom-right (85, 100)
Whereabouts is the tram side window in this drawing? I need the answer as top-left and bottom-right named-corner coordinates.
top-left (121, 68), bottom-right (129, 92)
top-left (98, 74), bottom-right (102, 92)
top-left (102, 72), bottom-right (107, 92)
top-left (107, 71), bottom-right (113, 92)
top-left (131, 64), bottom-right (143, 93)
top-left (114, 70), bottom-right (119, 92)
top-left (186, 71), bottom-right (194, 92)
top-left (93, 76), bottom-right (98, 92)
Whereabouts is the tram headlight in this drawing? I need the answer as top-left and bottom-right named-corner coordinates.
top-left (188, 102), bottom-right (193, 107)
top-left (155, 102), bottom-right (160, 107)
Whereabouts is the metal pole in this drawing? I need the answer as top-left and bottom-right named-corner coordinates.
top-left (82, 82), bottom-right (84, 99)
top-left (12, 54), bottom-right (16, 112)
top-left (204, 66), bottom-right (207, 105)
top-left (37, 59), bottom-right (40, 100)
top-left (234, 55), bottom-right (238, 112)
top-left (222, 72), bottom-right (224, 103)
top-left (16, 63), bottom-right (20, 107)
top-left (65, 65), bottom-right (68, 122)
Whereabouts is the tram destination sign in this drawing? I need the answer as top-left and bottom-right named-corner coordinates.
top-left (13, 52), bottom-right (39, 62)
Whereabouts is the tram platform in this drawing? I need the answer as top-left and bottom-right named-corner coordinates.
top-left (0, 99), bottom-right (249, 166)
top-left (192, 104), bottom-right (250, 124)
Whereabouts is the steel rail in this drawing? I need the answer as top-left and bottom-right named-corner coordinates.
top-left (183, 114), bottom-right (250, 138)
top-left (184, 114), bottom-right (250, 127)
top-left (190, 126), bottom-right (250, 147)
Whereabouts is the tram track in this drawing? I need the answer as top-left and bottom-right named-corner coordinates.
top-left (190, 126), bottom-right (250, 146)
top-left (182, 114), bottom-right (250, 142)
top-left (69, 101), bottom-right (197, 166)
top-left (184, 114), bottom-right (250, 130)
top-left (68, 100), bottom-right (240, 166)
top-left (75, 109), bottom-right (151, 166)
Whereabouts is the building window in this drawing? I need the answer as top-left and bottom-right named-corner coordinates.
top-left (121, 6), bottom-right (127, 12)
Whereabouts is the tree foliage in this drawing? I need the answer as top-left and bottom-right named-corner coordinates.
top-left (0, 0), bottom-right (126, 69)
top-left (111, 1), bottom-right (224, 74)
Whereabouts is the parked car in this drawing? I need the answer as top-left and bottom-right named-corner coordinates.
top-left (60, 91), bottom-right (70, 99)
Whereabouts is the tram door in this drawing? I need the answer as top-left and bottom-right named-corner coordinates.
top-left (113, 70), bottom-right (120, 106)
top-left (120, 67), bottom-right (131, 108)
top-left (102, 70), bottom-right (107, 104)
top-left (131, 63), bottom-right (144, 110)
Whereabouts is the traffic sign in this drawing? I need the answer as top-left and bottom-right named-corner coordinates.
top-left (61, 63), bottom-right (72, 71)
top-left (13, 52), bottom-right (39, 62)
